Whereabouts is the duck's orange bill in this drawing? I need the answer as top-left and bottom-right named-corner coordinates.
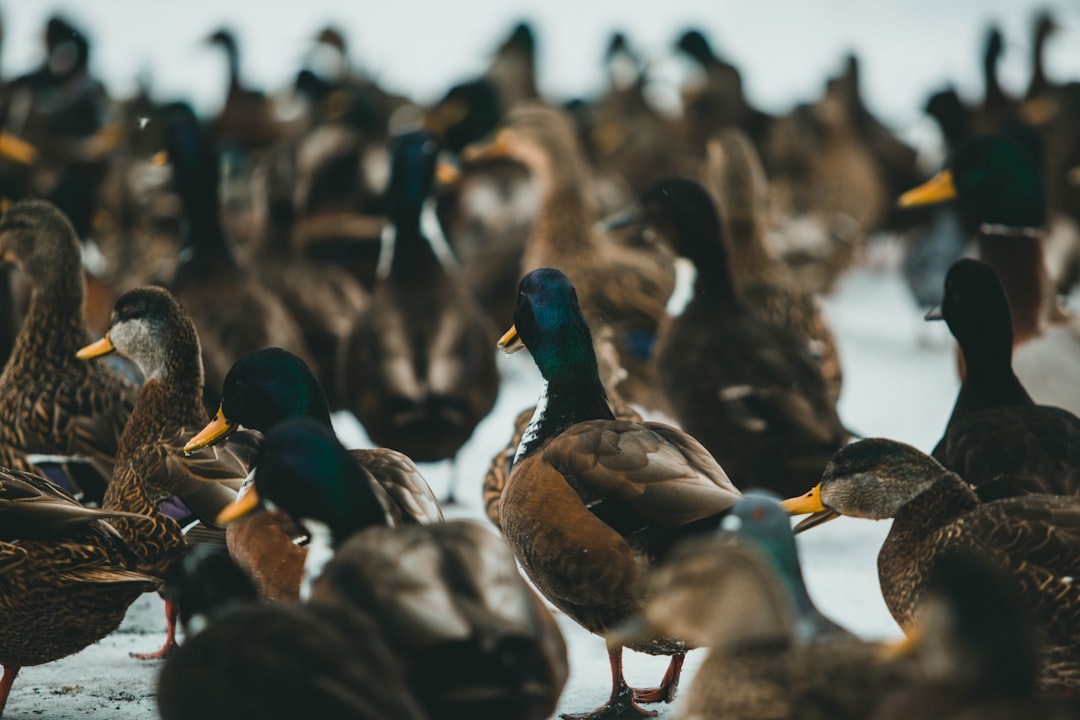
top-left (897, 169), bottom-right (956, 208)
top-left (877, 626), bottom-right (922, 661)
top-left (76, 335), bottom-right (115, 360)
top-left (184, 406), bottom-right (237, 453)
top-left (461, 129), bottom-right (514, 164)
top-left (780, 483), bottom-right (840, 533)
top-left (216, 488), bottom-right (262, 525)
top-left (150, 150), bottom-right (168, 167)
top-left (0, 132), bottom-right (39, 165)
top-left (435, 161), bottom-right (461, 187)
top-left (498, 324), bottom-right (524, 354)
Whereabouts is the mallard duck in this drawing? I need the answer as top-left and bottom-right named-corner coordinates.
top-left (482, 325), bottom-right (639, 529)
top-left (899, 135), bottom-right (1080, 416)
top-left (466, 102), bottom-right (675, 410)
top-left (874, 552), bottom-right (1080, 720)
top-left (705, 128), bottom-right (843, 401)
top-left (973, 26), bottom-right (1020, 136)
top-left (217, 418), bottom-right (568, 720)
top-left (923, 259), bottom-right (1080, 497)
top-left (0, 201), bottom-right (136, 501)
top-left (632, 177), bottom-right (847, 497)
top-left (182, 347), bottom-right (442, 600)
top-left (782, 437), bottom-right (1080, 692)
top-left (77, 286), bottom-right (257, 658)
top-left (203, 28), bottom-right (279, 152)
top-left (498, 267), bottom-right (742, 718)
top-left (724, 491), bottom-right (853, 643)
top-left (607, 526), bottom-right (914, 720)
top-left (486, 22), bottom-right (540, 108)
top-left (339, 128), bottom-right (498, 496)
top-left (157, 546), bottom-right (429, 720)
top-left (160, 102), bottom-right (313, 413)
top-left (0, 469), bottom-right (162, 716)
top-left (1026, 11), bottom-right (1060, 103)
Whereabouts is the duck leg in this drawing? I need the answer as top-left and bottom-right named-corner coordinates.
top-left (131, 597), bottom-right (179, 660)
top-left (631, 653), bottom-right (685, 704)
top-left (561, 648), bottom-right (657, 720)
top-left (0, 665), bottom-right (20, 716)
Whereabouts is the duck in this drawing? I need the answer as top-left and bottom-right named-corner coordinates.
top-left (634, 177), bottom-right (848, 497)
top-left (973, 26), bottom-right (1020, 136)
top-left (160, 101), bottom-right (313, 413)
top-left (203, 28), bottom-right (279, 152)
top-left (873, 552), bottom-right (1080, 720)
top-left (76, 286), bottom-right (258, 658)
top-left (606, 522), bottom-right (915, 720)
top-left (0, 469), bottom-right (162, 717)
top-left (923, 258), bottom-right (1080, 497)
top-left (723, 491), bottom-right (854, 643)
top-left (482, 325), bottom-right (640, 529)
top-left (182, 347), bottom-right (443, 600)
top-left (498, 267), bottom-right (742, 719)
top-left (157, 545), bottom-right (429, 720)
top-left (705, 128), bottom-right (843, 401)
top-left (338, 128), bottom-right (499, 500)
top-left (217, 418), bottom-right (568, 720)
top-left (1026, 11), bottom-right (1060, 103)
top-left (0, 200), bottom-right (136, 501)
top-left (781, 437), bottom-right (1080, 692)
top-left (466, 102), bottom-right (675, 410)
top-left (486, 22), bottom-right (540, 108)
top-left (899, 135), bottom-right (1080, 416)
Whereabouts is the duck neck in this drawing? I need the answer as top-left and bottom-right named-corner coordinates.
top-left (387, 206), bottom-right (443, 281)
top-left (118, 353), bottom-right (205, 458)
top-left (687, 244), bottom-right (739, 307)
top-left (4, 274), bottom-right (90, 381)
top-left (1028, 28), bottom-right (1050, 99)
top-left (976, 232), bottom-right (1046, 342)
top-left (879, 473), bottom-right (977, 629)
top-left (515, 372), bottom-right (614, 463)
top-left (218, 37), bottom-right (241, 91)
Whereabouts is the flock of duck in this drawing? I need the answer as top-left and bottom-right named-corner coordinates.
top-left (0, 10), bottom-right (1079, 720)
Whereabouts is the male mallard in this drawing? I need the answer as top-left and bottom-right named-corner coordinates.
top-left (0, 201), bottom-right (136, 500)
top-left (466, 102), bottom-right (675, 410)
top-left (607, 525), bottom-right (913, 720)
top-left (339, 128), bottom-right (498, 499)
top-left (498, 267), bottom-right (742, 719)
top-left (635, 177), bottom-right (848, 497)
top-left (875, 553), bottom-right (1079, 720)
top-left (157, 546), bottom-right (428, 720)
top-left (217, 418), bottom-right (568, 720)
top-left (782, 437), bottom-right (1080, 692)
top-left (899, 135), bottom-right (1080, 415)
top-left (0, 470), bottom-right (161, 716)
top-left (77, 286), bottom-right (257, 657)
top-left (925, 259), bottom-right (1080, 497)
top-left (183, 347), bottom-right (442, 600)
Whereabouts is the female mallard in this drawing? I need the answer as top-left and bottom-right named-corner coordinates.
top-left (705, 128), bottom-right (843, 402)
top-left (157, 546), bottom-right (428, 720)
top-left (782, 437), bottom-right (1080, 692)
top-left (339, 128), bottom-right (498, 497)
top-left (608, 525), bottom-right (914, 720)
top-left (466, 102), bottom-right (675, 411)
top-left (899, 135), bottom-right (1080, 415)
top-left (77, 286), bottom-right (257, 657)
top-left (182, 347), bottom-right (442, 601)
top-left (875, 553), bottom-right (1079, 720)
top-left (0, 200), bottom-right (136, 500)
top-left (0, 470), bottom-right (161, 716)
top-left (636, 177), bottom-right (848, 498)
top-left (498, 267), bottom-right (742, 719)
top-left (926, 259), bottom-right (1080, 497)
top-left (160, 102), bottom-right (312, 413)
top-left (217, 418), bottom-right (568, 720)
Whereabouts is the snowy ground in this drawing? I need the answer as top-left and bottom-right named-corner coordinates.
top-left (2, 260), bottom-right (961, 719)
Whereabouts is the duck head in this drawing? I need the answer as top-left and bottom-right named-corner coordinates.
top-left (0, 200), bottom-right (84, 293)
top-left (928, 258), bottom-right (1014, 376)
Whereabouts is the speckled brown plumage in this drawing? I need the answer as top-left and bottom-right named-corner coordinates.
top-left (0, 201), bottom-right (136, 487)
top-left (0, 470), bottom-right (161, 713)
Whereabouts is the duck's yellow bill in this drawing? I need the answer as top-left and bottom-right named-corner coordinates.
top-left (216, 488), bottom-right (262, 525)
top-left (498, 324), bottom-right (524, 354)
top-left (780, 483), bottom-right (840, 533)
top-left (461, 129), bottom-right (514, 164)
top-left (435, 161), bottom-right (461, 187)
top-left (150, 150), bottom-right (168, 167)
top-left (76, 335), bottom-right (115, 360)
top-left (898, 169), bottom-right (956, 208)
top-left (878, 626), bottom-right (922, 661)
top-left (0, 132), bottom-right (38, 165)
top-left (184, 406), bottom-right (237, 453)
